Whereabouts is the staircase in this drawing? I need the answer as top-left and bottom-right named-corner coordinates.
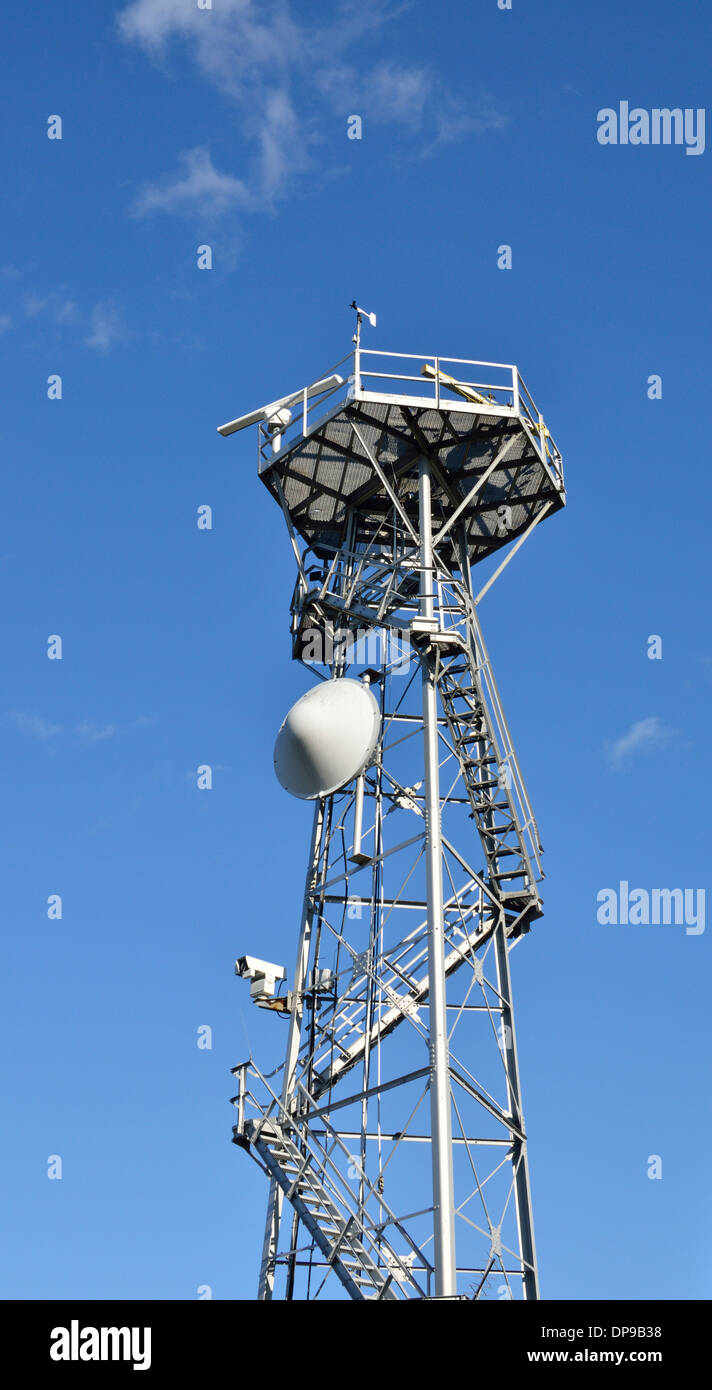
top-left (232, 1071), bottom-right (427, 1301)
top-left (243, 1119), bottom-right (399, 1300)
top-left (436, 622), bottom-right (542, 928)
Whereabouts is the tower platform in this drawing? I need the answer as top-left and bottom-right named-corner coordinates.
top-left (257, 349), bottom-right (565, 565)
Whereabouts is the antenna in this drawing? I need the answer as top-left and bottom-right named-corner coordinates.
top-left (221, 332), bottom-right (566, 1302)
top-left (217, 373), bottom-right (344, 452)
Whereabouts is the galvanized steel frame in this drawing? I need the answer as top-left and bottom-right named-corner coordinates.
top-left (230, 353), bottom-right (563, 1301)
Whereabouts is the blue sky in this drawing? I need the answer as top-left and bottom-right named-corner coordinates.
top-left (1, 0), bottom-right (710, 1300)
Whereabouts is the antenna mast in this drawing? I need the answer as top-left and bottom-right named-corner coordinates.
top-left (221, 330), bottom-right (565, 1300)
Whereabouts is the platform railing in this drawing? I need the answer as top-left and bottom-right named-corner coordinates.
top-left (258, 349), bottom-right (564, 486)
top-left (355, 348), bottom-right (518, 413)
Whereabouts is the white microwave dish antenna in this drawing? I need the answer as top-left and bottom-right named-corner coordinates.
top-left (274, 678), bottom-right (381, 800)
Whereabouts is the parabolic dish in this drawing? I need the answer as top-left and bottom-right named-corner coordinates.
top-left (274, 678), bottom-right (381, 800)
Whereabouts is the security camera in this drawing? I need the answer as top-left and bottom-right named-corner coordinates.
top-left (235, 955), bottom-right (286, 981)
top-left (235, 955), bottom-right (287, 1006)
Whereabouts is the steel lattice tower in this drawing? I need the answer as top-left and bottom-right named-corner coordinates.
top-left (221, 326), bottom-right (565, 1301)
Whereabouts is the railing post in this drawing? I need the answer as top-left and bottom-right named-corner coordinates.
top-left (238, 1064), bottom-right (246, 1134)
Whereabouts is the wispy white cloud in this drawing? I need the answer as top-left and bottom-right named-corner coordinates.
top-left (316, 59), bottom-right (433, 127)
top-left (25, 292), bottom-right (79, 325)
top-left (20, 289), bottom-right (129, 354)
top-left (606, 716), bottom-right (677, 769)
top-left (365, 63), bottom-right (432, 124)
top-left (0, 314), bottom-right (12, 334)
top-left (84, 300), bottom-right (130, 352)
top-left (117, 0), bottom-right (507, 219)
top-left (132, 146), bottom-right (252, 217)
top-left (316, 59), bottom-right (508, 151)
top-left (424, 97), bottom-right (510, 152)
top-left (75, 720), bottom-right (120, 742)
top-left (257, 89), bottom-right (305, 202)
top-left (117, 0), bottom-right (303, 97)
top-left (7, 712), bottom-right (146, 742)
top-left (7, 711), bottom-right (62, 740)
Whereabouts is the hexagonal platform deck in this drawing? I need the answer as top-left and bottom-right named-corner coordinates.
top-left (257, 350), bottom-right (565, 565)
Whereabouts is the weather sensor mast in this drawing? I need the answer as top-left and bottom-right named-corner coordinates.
top-left (219, 318), bottom-right (565, 1301)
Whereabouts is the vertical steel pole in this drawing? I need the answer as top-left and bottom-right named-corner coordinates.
top-left (418, 455), bottom-right (457, 1298)
top-left (257, 1178), bottom-right (281, 1302)
top-left (493, 919), bottom-right (540, 1300)
top-left (281, 801), bottom-right (325, 1107)
top-left (350, 773), bottom-right (365, 863)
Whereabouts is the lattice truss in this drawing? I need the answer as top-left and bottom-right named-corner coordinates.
top-left (232, 499), bottom-right (543, 1301)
